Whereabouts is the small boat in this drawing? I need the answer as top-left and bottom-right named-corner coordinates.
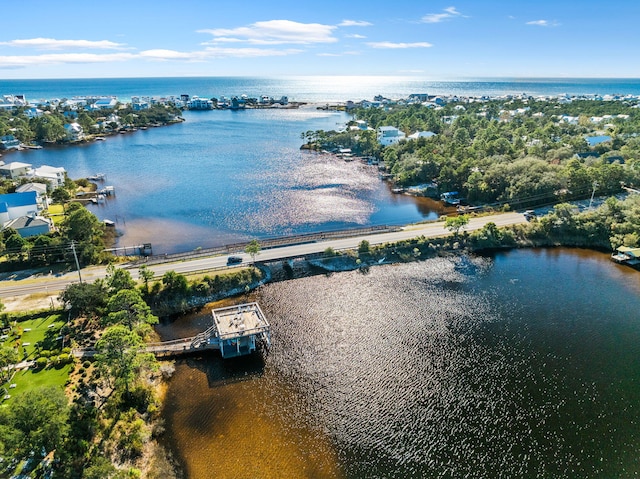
top-left (94, 136), bottom-right (106, 141)
top-left (103, 219), bottom-right (115, 227)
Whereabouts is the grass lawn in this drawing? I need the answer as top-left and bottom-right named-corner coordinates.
top-left (8, 313), bottom-right (66, 359)
top-left (47, 203), bottom-right (66, 225)
top-left (2, 364), bottom-right (71, 401)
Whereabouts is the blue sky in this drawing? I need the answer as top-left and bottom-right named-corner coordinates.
top-left (1, 0), bottom-right (639, 79)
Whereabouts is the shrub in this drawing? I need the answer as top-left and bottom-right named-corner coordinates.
top-left (35, 357), bottom-right (48, 369)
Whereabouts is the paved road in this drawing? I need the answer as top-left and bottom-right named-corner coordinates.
top-left (0, 212), bottom-right (526, 298)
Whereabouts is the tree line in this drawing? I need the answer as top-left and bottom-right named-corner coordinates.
top-left (303, 99), bottom-right (640, 207)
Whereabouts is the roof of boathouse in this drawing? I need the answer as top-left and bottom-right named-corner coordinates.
top-left (211, 302), bottom-right (270, 340)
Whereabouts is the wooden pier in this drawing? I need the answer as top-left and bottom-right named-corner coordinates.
top-left (73, 302), bottom-right (271, 360)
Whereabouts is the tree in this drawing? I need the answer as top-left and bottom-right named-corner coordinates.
top-left (445, 214), bottom-right (470, 237)
top-left (0, 346), bottom-right (19, 383)
top-left (358, 239), bottom-right (371, 254)
top-left (59, 281), bottom-right (108, 318)
top-left (62, 207), bottom-right (104, 264)
top-left (0, 386), bottom-right (69, 462)
top-left (244, 239), bottom-right (261, 265)
top-left (138, 265), bottom-right (155, 296)
top-left (161, 270), bottom-right (188, 297)
top-left (50, 186), bottom-right (71, 204)
top-left (103, 289), bottom-right (158, 336)
top-left (105, 264), bottom-right (136, 293)
top-left (95, 325), bottom-right (157, 394)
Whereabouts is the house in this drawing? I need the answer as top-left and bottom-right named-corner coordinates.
top-left (377, 126), bottom-right (406, 146)
top-left (92, 98), bottom-right (118, 110)
top-left (408, 131), bottom-right (437, 140)
top-left (24, 107), bottom-right (43, 119)
top-left (585, 135), bottom-right (612, 147)
top-left (64, 122), bottom-right (84, 141)
top-left (16, 183), bottom-right (48, 208)
top-left (0, 135), bottom-right (21, 150)
top-left (3, 215), bottom-right (52, 237)
top-left (31, 165), bottom-right (66, 187)
top-left (0, 161), bottom-right (32, 179)
top-left (188, 97), bottom-right (213, 110)
top-left (0, 191), bottom-right (39, 224)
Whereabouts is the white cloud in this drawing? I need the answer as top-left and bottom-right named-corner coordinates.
top-left (526, 19), bottom-right (560, 27)
top-left (317, 51), bottom-right (360, 57)
top-left (0, 52), bottom-right (136, 68)
top-left (0, 38), bottom-right (127, 50)
top-left (198, 20), bottom-right (337, 45)
top-left (140, 47), bottom-right (301, 60)
top-left (202, 47), bottom-right (302, 58)
top-left (338, 20), bottom-right (372, 27)
top-left (421, 6), bottom-right (465, 23)
top-left (367, 42), bottom-right (433, 49)
top-left (345, 34), bottom-right (366, 39)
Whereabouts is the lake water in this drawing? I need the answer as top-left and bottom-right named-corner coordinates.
top-left (10, 108), bottom-right (443, 253)
top-left (158, 248), bottom-right (640, 479)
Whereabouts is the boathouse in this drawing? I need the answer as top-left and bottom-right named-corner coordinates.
top-left (611, 246), bottom-right (640, 266)
top-left (210, 303), bottom-right (271, 358)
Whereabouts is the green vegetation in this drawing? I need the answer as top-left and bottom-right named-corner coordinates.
top-left (0, 202), bottom-right (109, 272)
top-left (244, 239), bottom-right (261, 264)
top-left (0, 102), bottom-right (182, 146)
top-left (305, 99), bottom-right (640, 209)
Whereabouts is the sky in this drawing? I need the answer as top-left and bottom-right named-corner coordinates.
top-left (1, 0), bottom-right (639, 80)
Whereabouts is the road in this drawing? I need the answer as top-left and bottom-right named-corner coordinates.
top-left (0, 212), bottom-right (526, 298)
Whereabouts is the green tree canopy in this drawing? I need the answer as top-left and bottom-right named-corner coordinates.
top-left (95, 325), bottom-right (157, 394)
top-left (0, 386), bottom-right (69, 462)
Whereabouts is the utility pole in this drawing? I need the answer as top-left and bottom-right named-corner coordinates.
top-left (589, 181), bottom-right (599, 210)
top-left (70, 241), bottom-right (83, 284)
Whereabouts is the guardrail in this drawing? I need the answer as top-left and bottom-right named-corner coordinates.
top-left (125, 224), bottom-right (399, 267)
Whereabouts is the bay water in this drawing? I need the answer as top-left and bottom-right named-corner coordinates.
top-left (158, 248), bottom-right (640, 478)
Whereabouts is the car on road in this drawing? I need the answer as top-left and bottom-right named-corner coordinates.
top-left (227, 256), bottom-right (243, 265)
top-left (524, 210), bottom-right (536, 221)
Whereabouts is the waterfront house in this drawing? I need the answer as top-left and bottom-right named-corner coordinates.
top-left (31, 165), bottom-right (66, 188)
top-left (3, 214), bottom-right (52, 237)
top-left (24, 107), bottom-right (43, 119)
top-left (0, 191), bottom-right (39, 224)
top-left (0, 135), bottom-right (21, 150)
top-left (611, 246), bottom-right (640, 266)
top-left (377, 126), bottom-right (406, 146)
top-left (0, 161), bottom-right (32, 179)
top-left (188, 97), bottom-right (213, 110)
top-left (64, 122), bottom-right (84, 141)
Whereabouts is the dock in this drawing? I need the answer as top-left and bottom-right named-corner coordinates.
top-left (73, 302), bottom-right (271, 360)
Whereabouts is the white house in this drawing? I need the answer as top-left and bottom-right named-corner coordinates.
top-left (64, 122), bottom-right (84, 141)
top-left (0, 191), bottom-right (39, 224)
top-left (188, 97), bottom-right (213, 110)
top-left (31, 165), bottom-right (66, 187)
top-left (92, 98), bottom-right (118, 110)
top-left (408, 131), bottom-right (437, 140)
top-left (0, 162), bottom-right (32, 179)
top-left (377, 126), bottom-right (406, 146)
top-left (24, 107), bottom-right (43, 119)
top-left (16, 183), bottom-right (48, 208)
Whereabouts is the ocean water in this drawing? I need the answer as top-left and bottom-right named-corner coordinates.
top-left (3, 76), bottom-right (640, 254)
top-left (2, 76), bottom-right (640, 103)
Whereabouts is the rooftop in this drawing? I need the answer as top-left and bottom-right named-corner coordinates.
top-left (211, 302), bottom-right (270, 341)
